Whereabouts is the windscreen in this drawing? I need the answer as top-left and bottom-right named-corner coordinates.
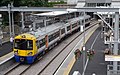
top-left (14, 39), bottom-right (33, 50)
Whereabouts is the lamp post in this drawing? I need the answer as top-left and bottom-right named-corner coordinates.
top-left (82, 11), bottom-right (86, 75)
top-left (21, 12), bottom-right (24, 32)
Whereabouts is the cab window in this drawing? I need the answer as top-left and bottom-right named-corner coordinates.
top-left (14, 39), bottom-right (33, 50)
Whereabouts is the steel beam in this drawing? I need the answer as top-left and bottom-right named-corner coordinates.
top-left (113, 12), bottom-right (119, 74)
top-left (11, 7), bottom-right (67, 12)
top-left (11, 3), bottom-right (14, 36)
top-left (96, 13), bottom-right (114, 31)
top-left (11, 7), bottom-right (120, 12)
top-left (0, 7), bottom-right (8, 11)
top-left (8, 4), bottom-right (12, 37)
top-left (0, 7), bottom-right (119, 12)
top-left (21, 12), bottom-right (24, 30)
top-left (76, 7), bottom-right (119, 12)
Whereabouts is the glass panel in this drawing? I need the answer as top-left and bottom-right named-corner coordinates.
top-left (14, 39), bottom-right (33, 50)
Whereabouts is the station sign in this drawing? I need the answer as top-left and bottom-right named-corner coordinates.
top-left (105, 55), bottom-right (120, 61)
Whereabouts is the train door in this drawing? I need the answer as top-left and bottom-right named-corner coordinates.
top-left (45, 35), bottom-right (48, 49)
top-left (33, 39), bottom-right (37, 54)
top-left (59, 29), bottom-right (61, 40)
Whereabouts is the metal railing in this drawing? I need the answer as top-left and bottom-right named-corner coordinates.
top-left (107, 65), bottom-right (120, 75)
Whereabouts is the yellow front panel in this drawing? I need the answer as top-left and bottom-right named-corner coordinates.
top-left (33, 40), bottom-right (38, 54)
top-left (14, 49), bottom-right (34, 56)
top-left (18, 50), bottom-right (27, 56)
top-left (14, 33), bottom-right (37, 56)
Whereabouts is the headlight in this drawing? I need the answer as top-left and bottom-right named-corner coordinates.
top-left (27, 52), bottom-right (33, 56)
top-left (14, 51), bottom-right (18, 55)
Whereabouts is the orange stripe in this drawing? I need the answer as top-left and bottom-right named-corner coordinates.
top-left (45, 35), bottom-right (48, 48)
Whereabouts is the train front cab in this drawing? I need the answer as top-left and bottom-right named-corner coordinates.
top-left (14, 34), bottom-right (37, 64)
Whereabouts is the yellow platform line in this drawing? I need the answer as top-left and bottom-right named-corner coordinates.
top-left (63, 25), bottom-right (99, 75)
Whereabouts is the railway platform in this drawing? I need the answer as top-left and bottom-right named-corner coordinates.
top-left (55, 24), bottom-right (107, 75)
top-left (0, 33), bottom-right (14, 72)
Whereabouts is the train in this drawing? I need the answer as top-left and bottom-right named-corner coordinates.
top-left (13, 11), bottom-right (91, 63)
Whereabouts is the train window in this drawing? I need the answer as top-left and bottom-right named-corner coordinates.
top-left (36, 41), bottom-right (40, 48)
top-left (36, 22), bottom-right (44, 28)
top-left (48, 31), bottom-right (60, 42)
top-left (36, 38), bottom-right (46, 49)
top-left (47, 21), bottom-right (52, 26)
top-left (85, 19), bottom-right (87, 22)
top-left (48, 35), bottom-right (53, 42)
top-left (78, 21), bottom-right (80, 25)
top-left (61, 28), bottom-right (65, 34)
top-left (67, 26), bottom-right (71, 31)
top-left (82, 20), bottom-right (84, 24)
top-left (14, 39), bottom-right (33, 50)
top-left (39, 38), bottom-right (45, 48)
top-left (55, 31), bottom-right (59, 37)
top-left (27, 40), bottom-right (33, 49)
top-left (55, 17), bottom-right (60, 23)
top-left (72, 23), bottom-right (77, 28)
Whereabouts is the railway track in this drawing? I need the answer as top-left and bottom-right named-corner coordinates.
top-left (4, 63), bottom-right (30, 75)
top-left (3, 21), bottom-right (100, 75)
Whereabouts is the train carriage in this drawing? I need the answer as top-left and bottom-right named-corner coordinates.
top-left (13, 11), bottom-right (91, 63)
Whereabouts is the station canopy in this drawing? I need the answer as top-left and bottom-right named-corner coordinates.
top-left (33, 11), bottom-right (77, 17)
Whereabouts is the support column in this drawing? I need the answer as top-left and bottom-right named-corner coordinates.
top-left (8, 4), bottom-right (12, 37)
top-left (11, 2), bottom-right (14, 36)
top-left (21, 12), bottom-right (24, 31)
top-left (33, 22), bottom-right (36, 31)
top-left (113, 12), bottom-right (119, 73)
top-left (44, 17), bottom-right (47, 32)
top-left (82, 11), bottom-right (86, 75)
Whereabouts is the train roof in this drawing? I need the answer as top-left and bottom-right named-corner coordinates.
top-left (28, 15), bottom-right (90, 39)
top-left (29, 22), bottom-right (64, 39)
top-left (68, 15), bottom-right (90, 23)
top-left (15, 33), bottom-right (36, 40)
top-left (33, 11), bottom-right (77, 17)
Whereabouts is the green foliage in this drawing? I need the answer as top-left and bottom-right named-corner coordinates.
top-left (0, 0), bottom-right (65, 7)
top-left (47, 1), bottom-right (66, 7)
top-left (0, 0), bottom-right (66, 26)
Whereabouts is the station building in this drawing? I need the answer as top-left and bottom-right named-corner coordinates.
top-left (67, 0), bottom-right (120, 8)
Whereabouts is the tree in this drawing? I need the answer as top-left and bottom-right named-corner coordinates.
top-left (0, 0), bottom-right (11, 6)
